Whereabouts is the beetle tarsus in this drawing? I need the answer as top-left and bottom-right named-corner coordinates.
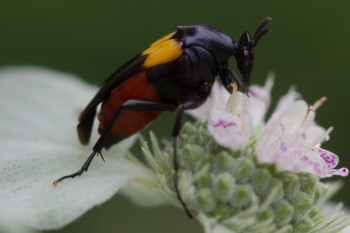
top-left (98, 152), bottom-right (106, 162)
top-left (52, 151), bottom-right (98, 186)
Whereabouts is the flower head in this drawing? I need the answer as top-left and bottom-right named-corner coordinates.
top-left (174, 74), bottom-right (349, 232)
top-left (203, 75), bottom-right (348, 178)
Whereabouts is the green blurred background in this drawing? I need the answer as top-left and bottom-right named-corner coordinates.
top-left (1, 0), bottom-right (350, 232)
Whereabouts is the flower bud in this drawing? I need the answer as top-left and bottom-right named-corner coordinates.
top-left (195, 188), bottom-right (217, 213)
top-left (308, 207), bottom-right (318, 219)
top-left (180, 144), bottom-right (204, 169)
top-left (195, 173), bottom-right (212, 188)
top-left (290, 192), bottom-right (313, 221)
top-left (191, 125), bottom-right (212, 147)
top-left (257, 207), bottom-right (274, 225)
top-left (213, 173), bottom-right (235, 202)
top-left (233, 157), bottom-right (255, 183)
top-left (252, 168), bottom-right (272, 195)
top-left (313, 182), bottom-right (328, 205)
top-left (273, 200), bottom-right (294, 227)
top-left (279, 172), bottom-right (300, 199)
top-left (264, 178), bottom-right (284, 204)
top-left (298, 173), bottom-right (317, 196)
top-left (181, 122), bottom-right (198, 136)
top-left (293, 218), bottom-right (313, 233)
top-left (215, 203), bottom-right (232, 218)
top-left (230, 184), bottom-right (253, 208)
top-left (212, 151), bottom-right (234, 173)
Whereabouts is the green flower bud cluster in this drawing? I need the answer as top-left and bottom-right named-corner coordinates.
top-left (141, 121), bottom-right (347, 233)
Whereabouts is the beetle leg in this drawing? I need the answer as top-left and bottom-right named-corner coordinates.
top-left (53, 97), bottom-right (208, 219)
top-left (52, 151), bottom-right (98, 186)
top-left (219, 64), bottom-right (248, 95)
top-left (227, 67), bottom-right (249, 96)
top-left (172, 94), bottom-right (208, 218)
top-left (53, 99), bottom-right (177, 186)
top-left (219, 64), bottom-right (232, 93)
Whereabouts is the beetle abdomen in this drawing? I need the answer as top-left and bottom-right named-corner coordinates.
top-left (98, 71), bottom-right (162, 146)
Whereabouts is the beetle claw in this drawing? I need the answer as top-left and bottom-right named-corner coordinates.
top-left (98, 152), bottom-right (105, 162)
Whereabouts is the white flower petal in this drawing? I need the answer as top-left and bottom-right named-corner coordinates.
top-left (0, 67), bottom-right (155, 230)
top-left (0, 140), bottom-right (152, 230)
top-left (248, 73), bottom-right (274, 126)
top-left (208, 87), bottom-right (253, 152)
top-left (270, 99), bottom-right (309, 127)
top-left (306, 148), bottom-right (349, 177)
top-left (0, 207), bottom-right (36, 233)
top-left (187, 82), bottom-right (230, 120)
top-left (256, 86), bottom-right (348, 177)
top-left (207, 77), bottom-right (274, 151)
top-left (0, 67), bottom-right (92, 143)
top-left (208, 109), bottom-right (252, 150)
top-left (343, 226), bottom-right (350, 233)
top-left (272, 87), bottom-right (300, 117)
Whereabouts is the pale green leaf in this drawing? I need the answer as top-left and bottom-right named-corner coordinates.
top-left (0, 67), bottom-right (155, 231)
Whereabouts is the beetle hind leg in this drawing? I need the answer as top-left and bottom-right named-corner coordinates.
top-left (53, 99), bottom-right (177, 186)
top-left (98, 129), bottom-right (123, 150)
top-left (52, 151), bottom-right (99, 186)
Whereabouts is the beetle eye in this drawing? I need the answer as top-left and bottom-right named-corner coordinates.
top-left (239, 32), bottom-right (252, 49)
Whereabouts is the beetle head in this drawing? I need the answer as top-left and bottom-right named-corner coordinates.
top-left (233, 17), bottom-right (272, 87)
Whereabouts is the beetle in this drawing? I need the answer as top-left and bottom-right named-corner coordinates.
top-left (53, 17), bottom-right (272, 217)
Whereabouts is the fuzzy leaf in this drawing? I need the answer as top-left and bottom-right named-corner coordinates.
top-left (0, 67), bottom-right (155, 231)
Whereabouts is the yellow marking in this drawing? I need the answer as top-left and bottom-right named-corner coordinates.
top-left (142, 32), bottom-right (183, 68)
top-left (144, 32), bottom-right (175, 53)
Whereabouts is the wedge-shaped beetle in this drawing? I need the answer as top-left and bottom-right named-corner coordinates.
top-left (53, 17), bottom-right (272, 217)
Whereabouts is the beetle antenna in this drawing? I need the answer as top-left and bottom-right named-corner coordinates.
top-left (253, 17), bottom-right (272, 46)
top-left (254, 28), bottom-right (271, 46)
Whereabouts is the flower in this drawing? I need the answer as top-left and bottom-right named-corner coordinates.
top-left (144, 117), bottom-right (350, 233)
top-left (205, 74), bottom-right (348, 178)
top-left (257, 90), bottom-right (348, 177)
top-left (205, 78), bottom-right (271, 152)
top-left (187, 82), bottom-right (230, 120)
top-left (180, 73), bottom-right (349, 232)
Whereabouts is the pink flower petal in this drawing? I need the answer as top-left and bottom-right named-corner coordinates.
top-left (208, 109), bottom-right (252, 151)
top-left (256, 87), bottom-right (348, 178)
